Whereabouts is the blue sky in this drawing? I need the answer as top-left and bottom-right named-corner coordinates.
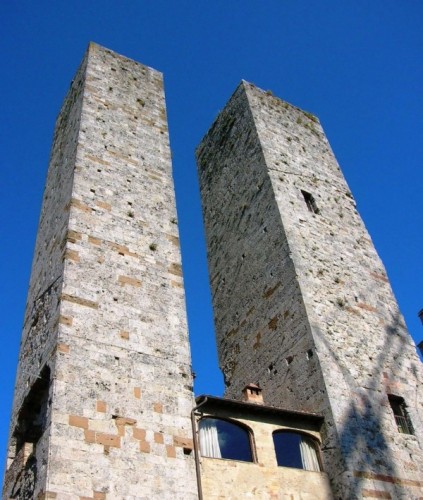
top-left (1, 1), bottom-right (422, 471)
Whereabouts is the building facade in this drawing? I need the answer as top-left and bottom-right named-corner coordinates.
top-left (3, 44), bottom-right (197, 499)
top-left (3, 44), bottom-right (423, 499)
top-left (196, 81), bottom-right (423, 498)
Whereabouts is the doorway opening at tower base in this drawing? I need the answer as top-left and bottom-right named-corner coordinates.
top-left (4, 364), bottom-right (51, 500)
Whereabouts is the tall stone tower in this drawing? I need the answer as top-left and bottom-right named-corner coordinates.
top-left (196, 82), bottom-right (423, 498)
top-left (3, 43), bottom-right (197, 499)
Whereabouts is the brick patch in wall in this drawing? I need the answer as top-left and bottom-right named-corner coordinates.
top-left (96, 400), bottom-right (107, 413)
top-left (61, 293), bottom-right (99, 309)
top-left (133, 387), bottom-right (141, 399)
top-left (70, 198), bottom-right (92, 213)
top-left (69, 415), bottom-right (89, 429)
top-left (120, 330), bottom-right (129, 340)
top-left (357, 303), bottom-right (378, 313)
top-left (118, 275), bottom-right (142, 287)
top-left (362, 489), bottom-right (391, 499)
top-left (168, 263), bottom-right (182, 277)
top-left (88, 235), bottom-right (102, 246)
top-left (153, 403), bottom-right (163, 413)
top-left (166, 445), bottom-right (176, 458)
top-left (57, 343), bottom-right (70, 354)
top-left (64, 249), bottom-right (80, 262)
top-left (114, 416), bottom-right (137, 436)
top-left (139, 440), bottom-right (151, 453)
top-left (370, 272), bottom-right (389, 283)
top-left (154, 432), bottom-right (164, 444)
top-left (173, 436), bottom-right (193, 451)
top-left (67, 229), bottom-right (82, 243)
top-left (92, 492), bottom-right (106, 500)
top-left (59, 315), bottom-right (73, 326)
top-left (84, 154), bottom-right (111, 166)
top-left (95, 432), bottom-right (120, 448)
top-left (165, 233), bottom-right (180, 247)
top-left (95, 200), bottom-right (112, 211)
top-left (354, 471), bottom-right (423, 488)
top-left (108, 241), bottom-right (139, 258)
top-left (263, 282), bottom-right (281, 298)
top-left (133, 427), bottom-right (146, 441)
top-left (268, 315), bottom-right (279, 330)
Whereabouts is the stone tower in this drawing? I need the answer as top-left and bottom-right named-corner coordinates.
top-left (3, 43), bottom-right (197, 499)
top-left (196, 82), bottom-right (423, 498)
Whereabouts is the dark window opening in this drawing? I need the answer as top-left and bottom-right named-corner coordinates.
top-left (273, 431), bottom-right (321, 472)
top-left (301, 190), bottom-right (319, 214)
top-left (388, 395), bottom-right (414, 435)
top-left (14, 366), bottom-right (51, 454)
top-left (199, 417), bottom-right (254, 462)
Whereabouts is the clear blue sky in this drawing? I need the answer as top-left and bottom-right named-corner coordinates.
top-left (1, 1), bottom-right (422, 471)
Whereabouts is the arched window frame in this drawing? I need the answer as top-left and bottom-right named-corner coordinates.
top-left (272, 429), bottom-right (323, 472)
top-left (198, 416), bottom-right (256, 463)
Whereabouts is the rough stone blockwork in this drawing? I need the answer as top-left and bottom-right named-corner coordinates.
top-left (3, 43), bottom-right (197, 499)
top-left (196, 81), bottom-right (423, 498)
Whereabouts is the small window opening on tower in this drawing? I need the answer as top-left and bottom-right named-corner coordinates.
top-left (301, 190), bottom-right (319, 214)
top-left (388, 395), bottom-right (414, 434)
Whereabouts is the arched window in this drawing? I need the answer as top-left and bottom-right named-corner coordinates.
top-left (198, 417), bottom-right (253, 462)
top-left (273, 431), bottom-right (321, 472)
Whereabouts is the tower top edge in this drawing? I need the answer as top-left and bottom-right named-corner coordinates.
top-left (85, 41), bottom-right (164, 77)
top-left (196, 79), bottom-right (320, 156)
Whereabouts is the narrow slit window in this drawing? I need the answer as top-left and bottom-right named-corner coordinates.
top-left (301, 190), bottom-right (319, 214)
top-left (388, 395), bottom-right (414, 435)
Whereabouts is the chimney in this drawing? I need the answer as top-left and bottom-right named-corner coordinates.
top-left (242, 383), bottom-right (264, 405)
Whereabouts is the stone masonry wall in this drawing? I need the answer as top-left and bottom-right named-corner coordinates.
top-left (197, 81), bottom-right (423, 499)
top-left (3, 51), bottom-right (88, 499)
top-left (4, 43), bottom-right (197, 499)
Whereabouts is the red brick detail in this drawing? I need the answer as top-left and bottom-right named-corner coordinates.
top-left (84, 429), bottom-right (96, 444)
top-left (133, 428), bottom-right (146, 441)
top-left (354, 470), bottom-right (423, 488)
top-left (168, 263), bottom-right (182, 277)
top-left (66, 229), bottom-right (82, 243)
top-left (93, 492), bottom-right (106, 500)
top-left (69, 415), bottom-right (89, 429)
top-left (120, 330), bottom-right (129, 340)
top-left (166, 445), bottom-right (176, 458)
top-left (64, 249), bottom-right (80, 262)
top-left (133, 387), bottom-right (141, 399)
top-left (114, 416), bottom-right (136, 436)
top-left (118, 275), bottom-right (142, 287)
top-left (263, 281), bottom-right (281, 298)
top-left (140, 441), bottom-right (151, 453)
top-left (173, 436), bottom-right (193, 450)
top-left (70, 198), bottom-right (92, 213)
top-left (154, 432), bottom-right (164, 444)
top-left (153, 403), bottom-right (163, 413)
top-left (96, 401), bottom-right (107, 413)
top-left (95, 200), bottom-right (112, 211)
top-left (370, 272), bottom-right (389, 283)
top-left (357, 302), bottom-right (377, 313)
top-left (345, 306), bottom-right (360, 315)
top-left (57, 343), bottom-right (70, 354)
top-left (61, 293), bottom-right (98, 309)
top-left (95, 432), bottom-right (120, 448)
top-left (59, 315), bottom-right (73, 327)
top-left (362, 489), bottom-right (391, 499)
top-left (88, 236), bottom-right (102, 246)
